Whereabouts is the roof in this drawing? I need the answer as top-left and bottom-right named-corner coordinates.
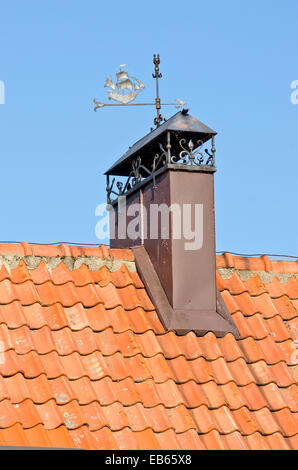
top-left (105, 110), bottom-right (217, 176)
top-left (0, 243), bottom-right (297, 450)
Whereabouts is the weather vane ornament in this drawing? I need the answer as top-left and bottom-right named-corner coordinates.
top-left (103, 64), bottom-right (145, 105)
top-left (93, 54), bottom-right (186, 128)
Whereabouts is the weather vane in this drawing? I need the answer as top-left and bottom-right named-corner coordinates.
top-left (93, 54), bottom-right (186, 127)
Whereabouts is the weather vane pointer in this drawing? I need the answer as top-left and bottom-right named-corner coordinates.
top-left (93, 54), bottom-right (186, 127)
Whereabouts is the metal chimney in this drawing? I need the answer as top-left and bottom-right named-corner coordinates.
top-left (105, 109), bottom-right (239, 338)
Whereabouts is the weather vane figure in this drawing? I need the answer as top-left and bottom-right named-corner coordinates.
top-left (93, 54), bottom-right (186, 127)
top-left (104, 64), bottom-right (145, 105)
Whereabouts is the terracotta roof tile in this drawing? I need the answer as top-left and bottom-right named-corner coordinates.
top-left (8, 261), bottom-right (31, 284)
top-left (217, 272), bottom-right (248, 296)
top-left (0, 245), bottom-right (296, 449)
top-left (243, 274), bottom-right (268, 296)
top-left (212, 406), bottom-right (241, 434)
top-left (4, 373), bottom-right (52, 404)
top-left (176, 332), bottom-right (205, 359)
top-left (259, 383), bottom-right (289, 411)
top-left (0, 423), bottom-right (28, 446)
top-left (266, 432), bottom-right (291, 450)
top-left (49, 376), bottom-right (77, 405)
top-left (0, 377), bottom-right (9, 402)
top-left (249, 360), bottom-right (295, 387)
top-left (12, 399), bottom-right (43, 429)
top-left (287, 433), bottom-right (298, 450)
top-left (149, 379), bottom-right (185, 407)
top-left (22, 424), bottom-right (52, 448)
top-left (200, 429), bottom-right (226, 450)
top-left (285, 277), bottom-right (298, 299)
top-left (29, 261), bottom-right (52, 285)
top-left (136, 428), bottom-right (164, 450)
top-left (143, 354), bottom-right (174, 383)
top-left (266, 314), bottom-right (292, 342)
top-left (190, 405), bottom-right (217, 434)
top-left (145, 310), bottom-right (165, 334)
top-left (245, 431), bottom-right (271, 450)
top-left (0, 301), bottom-right (27, 329)
top-left (239, 336), bottom-right (286, 365)
top-left (272, 408), bottom-right (298, 437)
top-left (159, 428), bottom-right (205, 450)
top-left (224, 357), bottom-right (256, 386)
top-left (219, 381), bottom-right (245, 410)
top-left (232, 407), bottom-right (260, 435)
top-left (125, 307), bottom-right (157, 333)
top-left (233, 292), bottom-right (265, 317)
top-left (176, 381), bottom-right (209, 408)
top-left (252, 407), bottom-right (281, 435)
top-left (0, 265), bottom-right (11, 284)
top-left (217, 333), bottom-right (244, 361)
top-left (221, 431), bottom-right (249, 450)
top-left (197, 381), bottom-right (227, 409)
top-left (279, 385), bottom-right (298, 412)
top-left (244, 313), bottom-right (271, 340)
top-left (285, 318), bottom-right (298, 340)
top-left (169, 356), bottom-right (210, 384)
top-left (36, 304), bottom-right (68, 330)
top-left (229, 312), bottom-right (254, 342)
top-left (234, 383), bottom-right (267, 411)
top-left (0, 399), bottom-right (20, 428)
top-left (249, 360), bottom-right (276, 386)
top-left (266, 276), bottom-right (298, 300)
top-left (69, 425), bottom-right (98, 449)
top-left (116, 427), bottom-right (143, 450)
top-left (272, 296), bottom-right (297, 320)
top-left (220, 290), bottom-right (242, 314)
top-left (251, 293), bottom-right (280, 318)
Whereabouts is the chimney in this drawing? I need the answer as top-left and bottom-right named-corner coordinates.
top-left (105, 109), bottom-right (239, 338)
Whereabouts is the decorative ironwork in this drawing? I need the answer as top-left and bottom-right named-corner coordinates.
top-left (93, 55), bottom-right (186, 127)
top-left (171, 137), bottom-right (216, 166)
top-left (107, 148), bottom-right (168, 204)
top-left (106, 133), bottom-right (216, 204)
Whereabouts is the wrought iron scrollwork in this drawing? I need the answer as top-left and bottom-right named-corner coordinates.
top-left (171, 138), bottom-right (215, 166)
top-left (151, 144), bottom-right (167, 188)
top-left (107, 149), bottom-right (168, 203)
top-left (106, 134), bottom-right (216, 203)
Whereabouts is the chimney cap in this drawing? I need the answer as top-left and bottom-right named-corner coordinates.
top-left (105, 110), bottom-right (217, 176)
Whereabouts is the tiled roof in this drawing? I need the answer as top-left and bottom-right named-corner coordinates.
top-left (0, 243), bottom-right (297, 450)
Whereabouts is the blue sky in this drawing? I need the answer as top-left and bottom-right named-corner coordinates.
top-left (0, 0), bottom-right (297, 257)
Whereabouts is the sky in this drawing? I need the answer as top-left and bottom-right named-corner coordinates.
top-left (0, 0), bottom-right (297, 257)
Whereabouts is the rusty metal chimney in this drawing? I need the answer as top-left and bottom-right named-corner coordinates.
top-left (105, 109), bottom-right (239, 337)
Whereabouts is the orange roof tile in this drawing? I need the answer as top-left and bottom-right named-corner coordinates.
top-left (0, 244), bottom-right (296, 449)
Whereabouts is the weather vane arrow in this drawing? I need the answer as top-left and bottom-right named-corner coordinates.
top-left (93, 98), bottom-right (186, 110)
top-left (93, 54), bottom-right (186, 127)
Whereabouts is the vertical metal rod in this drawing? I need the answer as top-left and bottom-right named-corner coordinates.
top-left (140, 187), bottom-right (145, 244)
top-left (153, 54), bottom-right (162, 127)
top-left (155, 71), bottom-right (160, 125)
top-left (166, 131), bottom-right (171, 164)
top-left (211, 136), bottom-right (216, 165)
top-left (106, 175), bottom-right (110, 204)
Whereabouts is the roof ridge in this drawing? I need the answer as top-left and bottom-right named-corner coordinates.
top-left (0, 243), bottom-right (296, 276)
top-left (216, 253), bottom-right (298, 274)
